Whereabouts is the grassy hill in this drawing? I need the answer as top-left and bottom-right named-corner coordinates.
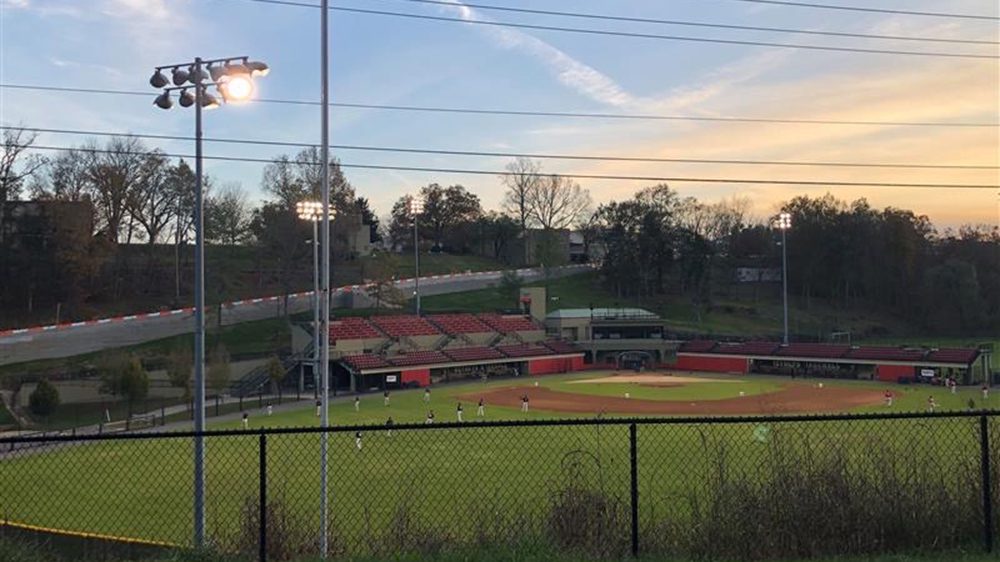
top-left (0, 249), bottom-right (509, 330)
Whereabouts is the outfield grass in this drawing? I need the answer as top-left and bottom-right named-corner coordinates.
top-left (2, 371), bottom-right (994, 559)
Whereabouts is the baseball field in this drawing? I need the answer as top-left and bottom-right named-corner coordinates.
top-left (1, 371), bottom-right (995, 559)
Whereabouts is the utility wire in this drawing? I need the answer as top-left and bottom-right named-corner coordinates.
top-left (20, 144), bottom-right (999, 190)
top-left (4, 84), bottom-right (996, 128)
top-left (383, 0), bottom-right (999, 45)
top-left (238, 0), bottom-right (997, 59)
top-left (6, 125), bottom-right (997, 171)
top-left (727, 0), bottom-right (1000, 22)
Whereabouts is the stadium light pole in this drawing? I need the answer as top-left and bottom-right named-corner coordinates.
top-left (297, 201), bottom-right (330, 398)
top-left (319, 0), bottom-right (333, 556)
top-left (150, 55), bottom-right (268, 549)
top-left (776, 212), bottom-right (792, 345)
top-left (409, 195), bottom-right (424, 315)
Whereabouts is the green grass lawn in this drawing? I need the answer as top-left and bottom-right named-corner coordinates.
top-left (2, 371), bottom-right (995, 559)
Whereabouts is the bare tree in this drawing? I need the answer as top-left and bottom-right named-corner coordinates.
top-left (0, 127), bottom-right (44, 205)
top-left (528, 174), bottom-right (592, 231)
top-left (30, 149), bottom-right (91, 204)
top-left (83, 137), bottom-right (160, 243)
top-left (260, 155), bottom-right (305, 209)
top-left (206, 182), bottom-right (251, 245)
top-left (501, 157), bottom-right (542, 232)
top-left (128, 151), bottom-right (172, 244)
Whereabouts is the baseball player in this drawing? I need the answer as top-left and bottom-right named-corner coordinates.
top-left (386, 417), bottom-right (394, 437)
top-left (316, 399), bottom-right (321, 417)
top-left (383, 390), bottom-right (390, 407)
top-left (355, 431), bottom-right (362, 451)
top-left (477, 397), bottom-right (485, 417)
top-left (425, 410), bottom-right (435, 424)
top-left (884, 390), bottom-right (893, 407)
top-left (983, 384), bottom-right (990, 400)
top-left (354, 396), bottom-right (360, 412)
top-left (424, 388), bottom-right (431, 402)
top-left (241, 412), bottom-right (249, 430)
top-left (456, 402), bottom-right (464, 422)
top-left (266, 403), bottom-right (273, 417)
top-left (521, 394), bottom-right (529, 413)
top-left (949, 378), bottom-right (957, 394)
top-left (927, 396), bottom-right (937, 412)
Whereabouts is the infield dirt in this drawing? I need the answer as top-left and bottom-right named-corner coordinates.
top-left (458, 382), bottom-right (883, 415)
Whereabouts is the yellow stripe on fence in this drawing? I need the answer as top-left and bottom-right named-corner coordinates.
top-left (0, 519), bottom-right (180, 548)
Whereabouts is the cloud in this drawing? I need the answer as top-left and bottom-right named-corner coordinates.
top-left (556, 56), bottom-right (998, 227)
top-left (436, 0), bottom-right (638, 107)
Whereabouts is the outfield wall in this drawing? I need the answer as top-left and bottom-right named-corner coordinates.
top-left (875, 364), bottom-right (914, 382)
top-left (674, 354), bottom-right (749, 374)
top-left (528, 356), bottom-right (585, 375)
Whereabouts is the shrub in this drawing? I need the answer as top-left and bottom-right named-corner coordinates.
top-left (28, 379), bottom-right (60, 417)
top-left (545, 451), bottom-right (628, 559)
top-left (644, 429), bottom-right (982, 561)
top-left (223, 495), bottom-right (341, 561)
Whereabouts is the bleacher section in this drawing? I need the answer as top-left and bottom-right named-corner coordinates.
top-left (343, 354), bottom-right (391, 370)
top-left (678, 340), bottom-right (718, 353)
top-left (679, 340), bottom-right (980, 367)
top-left (712, 341), bottom-right (781, 356)
top-left (775, 343), bottom-right (851, 359)
top-left (443, 346), bottom-right (506, 362)
top-left (478, 313), bottom-right (542, 334)
top-left (330, 317), bottom-right (382, 341)
top-left (388, 351), bottom-right (451, 367)
top-left (927, 348), bottom-right (980, 364)
top-left (845, 346), bottom-right (926, 362)
top-left (428, 313), bottom-right (494, 335)
top-left (370, 315), bottom-right (442, 338)
top-left (497, 343), bottom-right (555, 358)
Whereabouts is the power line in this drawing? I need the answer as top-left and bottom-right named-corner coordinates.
top-left (384, 0), bottom-right (999, 45)
top-left (4, 83), bottom-right (996, 128)
top-left (20, 143), bottom-right (999, 190)
top-left (7, 125), bottom-right (997, 171)
top-left (239, 0), bottom-right (997, 59)
top-left (727, 0), bottom-right (1000, 21)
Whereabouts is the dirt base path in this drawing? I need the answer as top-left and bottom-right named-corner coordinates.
top-left (458, 383), bottom-right (882, 416)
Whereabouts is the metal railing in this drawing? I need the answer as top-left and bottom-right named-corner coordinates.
top-left (1, 410), bottom-right (997, 561)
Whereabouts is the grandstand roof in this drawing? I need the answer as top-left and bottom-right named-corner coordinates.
top-left (339, 340), bottom-right (581, 373)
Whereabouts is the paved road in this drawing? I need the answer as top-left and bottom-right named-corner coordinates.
top-left (0, 265), bottom-right (590, 366)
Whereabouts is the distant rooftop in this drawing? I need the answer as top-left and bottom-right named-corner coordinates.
top-left (547, 308), bottom-right (660, 320)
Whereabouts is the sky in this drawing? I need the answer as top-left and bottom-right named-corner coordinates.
top-left (1, 0), bottom-right (998, 229)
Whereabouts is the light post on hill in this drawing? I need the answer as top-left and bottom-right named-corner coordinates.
top-left (149, 55), bottom-right (269, 548)
top-left (297, 201), bottom-right (332, 398)
top-left (409, 195), bottom-right (424, 315)
top-left (775, 212), bottom-right (792, 345)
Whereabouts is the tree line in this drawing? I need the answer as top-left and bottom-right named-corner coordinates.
top-left (2, 128), bottom-right (997, 335)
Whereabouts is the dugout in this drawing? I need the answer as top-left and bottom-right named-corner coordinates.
top-left (675, 341), bottom-right (985, 384)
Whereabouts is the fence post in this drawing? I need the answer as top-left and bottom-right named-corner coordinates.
top-left (629, 422), bottom-right (639, 558)
top-left (980, 415), bottom-right (994, 553)
top-left (259, 432), bottom-right (268, 562)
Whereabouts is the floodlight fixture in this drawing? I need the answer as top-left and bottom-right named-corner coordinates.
top-left (153, 91), bottom-right (173, 109)
top-left (149, 70), bottom-right (169, 88)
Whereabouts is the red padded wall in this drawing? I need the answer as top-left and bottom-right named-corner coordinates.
top-left (401, 368), bottom-right (431, 387)
top-left (675, 354), bottom-right (748, 374)
top-left (875, 364), bottom-right (914, 382)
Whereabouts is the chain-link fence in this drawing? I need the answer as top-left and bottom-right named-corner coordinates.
top-left (1, 411), bottom-right (996, 561)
